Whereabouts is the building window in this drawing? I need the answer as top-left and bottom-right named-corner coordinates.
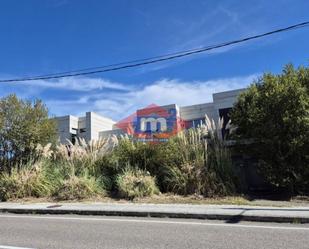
top-left (191, 118), bottom-right (205, 128)
top-left (146, 122), bottom-right (151, 132)
top-left (219, 108), bottom-right (232, 139)
top-left (71, 133), bottom-right (77, 145)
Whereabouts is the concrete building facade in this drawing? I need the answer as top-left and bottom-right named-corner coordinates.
top-left (55, 112), bottom-right (115, 144)
top-left (55, 88), bottom-right (245, 143)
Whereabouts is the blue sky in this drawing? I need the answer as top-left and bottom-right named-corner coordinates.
top-left (0, 0), bottom-right (308, 120)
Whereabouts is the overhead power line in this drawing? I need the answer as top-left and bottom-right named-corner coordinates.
top-left (1, 21), bottom-right (309, 83)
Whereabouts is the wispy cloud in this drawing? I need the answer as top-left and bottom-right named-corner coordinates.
top-left (0, 75), bottom-right (130, 117)
top-left (1, 72), bottom-right (259, 120)
top-left (133, 2), bottom-right (276, 75)
top-left (43, 74), bottom-right (259, 120)
top-left (18, 77), bottom-right (129, 91)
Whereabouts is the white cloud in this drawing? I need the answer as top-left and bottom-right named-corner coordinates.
top-left (18, 77), bottom-right (129, 91)
top-left (46, 74), bottom-right (259, 120)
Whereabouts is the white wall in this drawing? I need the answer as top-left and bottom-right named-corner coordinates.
top-left (54, 88), bottom-right (245, 143)
top-left (55, 112), bottom-right (115, 143)
top-left (179, 103), bottom-right (216, 121)
top-left (55, 115), bottom-right (78, 144)
top-left (212, 88), bottom-right (245, 120)
top-left (179, 88), bottom-right (245, 123)
top-left (86, 112), bottom-right (115, 141)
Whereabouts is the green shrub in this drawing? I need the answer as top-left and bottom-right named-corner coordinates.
top-left (230, 64), bottom-right (309, 194)
top-left (162, 118), bottom-right (237, 197)
top-left (0, 160), bottom-right (56, 201)
top-left (94, 138), bottom-right (168, 192)
top-left (111, 137), bottom-right (181, 192)
top-left (0, 115), bottom-right (239, 201)
top-left (0, 94), bottom-right (57, 171)
top-left (0, 159), bottom-right (107, 201)
top-left (93, 154), bottom-right (120, 192)
top-left (54, 137), bottom-right (117, 177)
top-left (113, 138), bottom-right (161, 171)
top-left (162, 162), bottom-right (204, 196)
top-left (54, 174), bottom-right (105, 200)
top-left (116, 168), bottom-right (159, 199)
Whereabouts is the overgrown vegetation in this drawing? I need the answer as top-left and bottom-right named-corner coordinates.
top-left (0, 94), bottom-right (57, 171)
top-left (116, 167), bottom-right (159, 199)
top-left (161, 116), bottom-right (237, 197)
top-left (2, 64), bottom-right (308, 201)
top-left (0, 160), bottom-right (57, 200)
top-left (54, 174), bottom-right (104, 200)
top-left (0, 137), bottom-right (116, 201)
top-left (231, 64), bottom-right (309, 195)
top-left (0, 98), bottom-right (237, 201)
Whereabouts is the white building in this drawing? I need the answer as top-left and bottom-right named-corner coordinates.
top-left (55, 88), bottom-right (245, 143)
top-left (55, 112), bottom-right (115, 144)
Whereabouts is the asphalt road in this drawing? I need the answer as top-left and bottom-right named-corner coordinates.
top-left (0, 214), bottom-right (308, 249)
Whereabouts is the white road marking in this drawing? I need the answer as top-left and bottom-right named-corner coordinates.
top-left (0, 246), bottom-right (35, 249)
top-left (0, 214), bottom-right (308, 231)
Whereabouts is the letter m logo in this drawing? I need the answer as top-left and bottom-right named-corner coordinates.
top-left (140, 117), bottom-right (167, 132)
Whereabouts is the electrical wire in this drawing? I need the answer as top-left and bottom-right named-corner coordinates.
top-left (1, 21), bottom-right (308, 83)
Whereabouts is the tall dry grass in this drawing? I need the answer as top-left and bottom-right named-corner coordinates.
top-left (0, 116), bottom-right (238, 201)
top-left (116, 167), bottom-right (159, 199)
top-left (54, 136), bottom-right (118, 176)
top-left (0, 160), bottom-right (57, 200)
top-left (163, 115), bottom-right (236, 196)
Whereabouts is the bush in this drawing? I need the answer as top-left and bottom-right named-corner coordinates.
top-left (113, 138), bottom-right (163, 172)
top-left (116, 168), bottom-right (159, 199)
top-left (0, 115), bottom-right (239, 201)
top-left (54, 137), bottom-right (117, 177)
top-left (0, 94), bottom-right (57, 171)
top-left (0, 161), bottom-right (56, 201)
top-left (162, 118), bottom-right (237, 197)
top-left (54, 174), bottom-right (105, 200)
top-left (94, 138), bottom-right (169, 192)
top-left (109, 137), bottom-right (182, 192)
top-left (231, 64), bottom-right (309, 194)
top-left (0, 158), bottom-right (107, 201)
top-left (93, 154), bottom-right (121, 192)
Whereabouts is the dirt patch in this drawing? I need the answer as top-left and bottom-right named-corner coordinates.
top-left (4, 194), bottom-right (309, 207)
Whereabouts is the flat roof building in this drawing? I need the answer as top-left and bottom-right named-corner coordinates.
top-left (55, 112), bottom-right (115, 144)
top-left (55, 88), bottom-right (245, 143)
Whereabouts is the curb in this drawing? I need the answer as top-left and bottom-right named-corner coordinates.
top-left (0, 208), bottom-right (308, 224)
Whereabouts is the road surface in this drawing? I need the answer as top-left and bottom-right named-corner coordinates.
top-left (0, 214), bottom-right (308, 249)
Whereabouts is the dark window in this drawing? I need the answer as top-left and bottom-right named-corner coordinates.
top-left (219, 108), bottom-right (232, 139)
top-left (71, 134), bottom-right (77, 144)
top-left (146, 122), bottom-right (151, 132)
top-left (191, 118), bottom-right (205, 128)
top-left (157, 122), bottom-right (161, 132)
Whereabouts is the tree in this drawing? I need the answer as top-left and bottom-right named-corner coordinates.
top-left (230, 65), bottom-right (309, 194)
top-left (0, 94), bottom-right (57, 171)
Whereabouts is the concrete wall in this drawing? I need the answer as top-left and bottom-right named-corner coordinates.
top-left (77, 117), bottom-right (87, 140)
top-left (99, 88), bottom-right (245, 138)
top-left (179, 102), bottom-right (216, 121)
top-left (55, 115), bottom-right (78, 144)
top-left (86, 112), bottom-right (115, 141)
top-left (179, 88), bottom-right (245, 123)
top-left (54, 88), bottom-right (246, 143)
top-left (213, 88), bottom-right (245, 109)
top-left (99, 128), bottom-right (125, 138)
top-left (55, 112), bottom-right (115, 144)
